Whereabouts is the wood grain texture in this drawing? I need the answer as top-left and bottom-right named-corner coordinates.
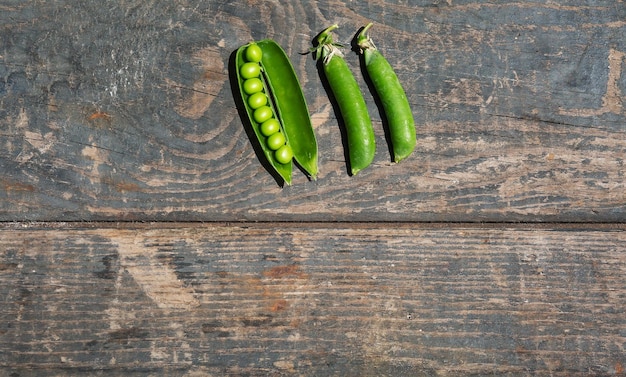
top-left (2, 2), bottom-right (624, 375)
top-left (1, 1), bottom-right (624, 222)
top-left (1, 223), bottom-right (625, 376)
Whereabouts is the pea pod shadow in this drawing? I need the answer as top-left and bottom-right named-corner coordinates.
top-left (228, 50), bottom-right (287, 187)
top-left (310, 32), bottom-right (354, 177)
top-left (350, 27), bottom-right (395, 163)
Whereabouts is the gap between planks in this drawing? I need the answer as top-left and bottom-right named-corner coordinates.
top-left (1, 221), bottom-right (625, 232)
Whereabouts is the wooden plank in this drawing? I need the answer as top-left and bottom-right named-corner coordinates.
top-left (1, 1), bottom-right (625, 222)
top-left (1, 223), bottom-right (625, 376)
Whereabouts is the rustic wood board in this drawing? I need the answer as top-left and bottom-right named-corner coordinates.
top-left (1, 223), bottom-right (625, 376)
top-left (1, 1), bottom-right (625, 375)
top-left (1, 1), bottom-right (625, 222)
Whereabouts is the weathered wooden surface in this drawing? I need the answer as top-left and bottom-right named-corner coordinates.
top-left (1, 223), bottom-right (625, 376)
top-left (1, 1), bottom-right (624, 222)
top-left (2, 1), bottom-right (626, 376)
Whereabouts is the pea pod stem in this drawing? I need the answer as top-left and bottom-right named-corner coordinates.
top-left (314, 25), bottom-right (375, 176)
top-left (357, 23), bottom-right (416, 163)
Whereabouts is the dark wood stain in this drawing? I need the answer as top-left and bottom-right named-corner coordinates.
top-left (107, 327), bottom-right (149, 344)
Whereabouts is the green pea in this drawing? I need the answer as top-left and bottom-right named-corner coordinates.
top-left (245, 43), bottom-right (263, 63)
top-left (243, 78), bottom-right (263, 95)
top-left (248, 92), bottom-right (268, 109)
top-left (253, 106), bottom-right (273, 124)
top-left (260, 118), bottom-right (280, 136)
top-left (267, 131), bottom-right (286, 150)
top-left (357, 23), bottom-right (416, 163)
top-left (313, 25), bottom-right (375, 176)
top-left (240, 62), bottom-right (261, 80)
top-left (274, 144), bottom-right (293, 164)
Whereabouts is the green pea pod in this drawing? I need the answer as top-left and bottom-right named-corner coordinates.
top-left (356, 23), bottom-right (416, 163)
top-left (256, 41), bottom-right (318, 179)
top-left (313, 25), bottom-right (375, 176)
top-left (234, 40), bottom-right (318, 185)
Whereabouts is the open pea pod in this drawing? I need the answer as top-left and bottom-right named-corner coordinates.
top-left (234, 40), bottom-right (318, 185)
top-left (235, 43), bottom-right (292, 185)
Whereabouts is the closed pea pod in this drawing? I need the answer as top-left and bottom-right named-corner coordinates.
top-left (356, 23), bottom-right (416, 163)
top-left (313, 25), bottom-right (375, 176)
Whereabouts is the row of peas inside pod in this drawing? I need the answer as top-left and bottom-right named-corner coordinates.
top-left (239, 44), bottom-right (294, 165)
